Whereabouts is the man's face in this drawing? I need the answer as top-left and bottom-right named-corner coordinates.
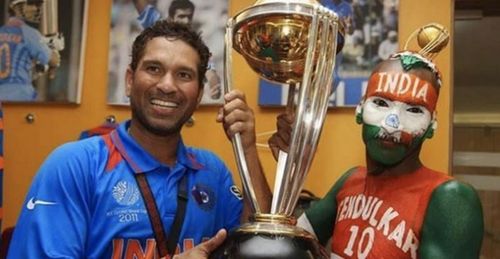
top-left (389, 35), bottom-right (397, 42)
top-left (18, 2), bottom-right (43, 23)
top-left (126, 37), bottom-right (202, 136)
top-left (172, 8), bottom-right (194, 26)
top-left (359, 64), bottom-right (438, 166)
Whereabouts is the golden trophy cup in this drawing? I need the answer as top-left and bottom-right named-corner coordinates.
top-left (210, 0), bottom-right (342, 258)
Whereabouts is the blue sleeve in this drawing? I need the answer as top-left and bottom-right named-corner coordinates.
top-left (220, 167), bottom-right (243, 232)
top-left (22, 25), bottom-right (51, 65)
top-left (8, 142), bottom-right (95, 258)
top-left (137, 4), bottom-right (162, 29)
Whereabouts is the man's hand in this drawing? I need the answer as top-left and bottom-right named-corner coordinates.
top-left (172, 229), bottom-right (227, 259)
top-left (216, 90), bottom-right (256, 149)
top-left (217, 90), bottom-right (272, 217)
top-left (49, 50), bottom-right (61, 68)
top-left (268, 113), bottom-right (294, 161)
top-left (47, 50), bottom-right (61, 79)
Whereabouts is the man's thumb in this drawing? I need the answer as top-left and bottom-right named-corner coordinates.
top-left (202, 229), bottom-right (227, 253)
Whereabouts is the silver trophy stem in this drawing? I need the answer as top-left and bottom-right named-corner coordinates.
top-left (225, 1), bottom-right (340, 218)
top-left (271, 7), bottom-right (338, 216)
top-left (270, 83), bottom-right (296, 213)
top-left (271, 9), bottom-right (322, 215)
top-left (277, 9), bottom-right (319, 215)
top-left (283, 16), bottom-right (337, 216)
top-left (40, 0), bottom-right (59, 36)
top-left (224, 19), bottom-right (261, 215)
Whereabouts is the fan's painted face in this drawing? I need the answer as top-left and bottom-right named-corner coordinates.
top-left (358, 69), bottom-right (438, 166)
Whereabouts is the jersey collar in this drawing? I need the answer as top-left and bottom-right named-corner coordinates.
top-left (110, 120), bottom-right (204, 174)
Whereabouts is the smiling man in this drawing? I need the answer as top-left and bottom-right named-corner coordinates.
top-left (269, 51), bottom-right (484, 259)
top-left (7, 20), bottom-right (270, 259)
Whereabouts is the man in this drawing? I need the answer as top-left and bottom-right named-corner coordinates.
top-left (269, 51), bottom-right (484, 258)
top-left (133, 0), bottom-right (222, 100)
top-left (378, 30), bottom-right (398, 61)
top-left (134, 0), bottom-right (195, 28)
top-left (8, 21), bottom-right (270, 258)
top-left (0, 0), bottom-right (60, 101)
top-left (321, 0), bottom-right (354, 35)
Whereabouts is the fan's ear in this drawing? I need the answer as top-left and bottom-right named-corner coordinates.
top-left (425, 119), bottom-right (437, 139)
top-left (355, 102), bottom-right (363, 125)
top-left (425, 112), bottom-right (438, 139)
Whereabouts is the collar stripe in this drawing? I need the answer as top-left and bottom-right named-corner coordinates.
top-left (110, 130), bottom-right (143, 174)
top-left (102, 134), bottom-right (123, 173)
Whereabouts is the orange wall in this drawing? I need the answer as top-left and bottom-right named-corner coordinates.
top-left (2, 0), bottom-right (453, 230)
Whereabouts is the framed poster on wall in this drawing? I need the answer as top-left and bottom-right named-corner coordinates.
top-left (258, 0), bottom-right (399, 107)
top-left (107, 0), bottom-right (228, 106)
top-left (0, 0), bottom-right (88, 103)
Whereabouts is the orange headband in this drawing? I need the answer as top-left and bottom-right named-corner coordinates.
top-left (365, 72), bottom-right (438, 112)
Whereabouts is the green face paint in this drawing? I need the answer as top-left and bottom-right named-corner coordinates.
top-left (362, 124), bottom-right (430, 166)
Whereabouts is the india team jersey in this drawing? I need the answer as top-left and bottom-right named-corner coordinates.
top-left (331, 167), bottom-right (450, 259)
top-left (0, 17), bottom-right (51, 100)
top-left (8, 121), bottom-right (243, 258)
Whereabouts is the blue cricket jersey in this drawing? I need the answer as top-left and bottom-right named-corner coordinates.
top-left (0, 17), bottom-right (51, 101)
top-left (8, 121), bottom-right (243, 258)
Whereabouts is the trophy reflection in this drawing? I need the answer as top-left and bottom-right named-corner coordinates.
top-left (210, 1), bottom-right (342, 258)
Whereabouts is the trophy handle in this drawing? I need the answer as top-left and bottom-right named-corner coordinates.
top-left (224, 19), bottom-right (261, 215)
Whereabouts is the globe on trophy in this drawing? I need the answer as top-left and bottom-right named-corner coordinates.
top-left (210, 0), bottom-right (343, 258)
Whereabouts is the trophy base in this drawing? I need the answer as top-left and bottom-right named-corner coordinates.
top-left (209, 214), bottom-right (328, 259)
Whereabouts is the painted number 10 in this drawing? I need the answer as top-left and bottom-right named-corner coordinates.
top-left (344, 225), bottom-right (374, 259)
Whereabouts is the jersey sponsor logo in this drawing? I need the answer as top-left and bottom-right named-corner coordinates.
top-left (112, 181), bottom-right (140, 206)
top-left (26, 197), bottom-right (56, 210)
top-left (191, 183), bottom-right (215, 211)
top-left (230, 185), bottom-right (243, 200)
